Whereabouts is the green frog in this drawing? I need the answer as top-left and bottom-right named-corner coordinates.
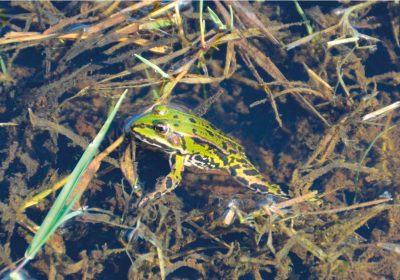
top-left (125, 104), bottom-right (287, 205)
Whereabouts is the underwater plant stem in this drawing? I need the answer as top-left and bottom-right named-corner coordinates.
top-left (306, 197), bottom-right (392, 215)
top-left (294, 0), bottom-right (313, 35)
top-left (157, 247), bottom-right (166, 280)
top-left (199, 0), bottom-right (205, 48)
top-left (354, 125), bottom-right (397, 185)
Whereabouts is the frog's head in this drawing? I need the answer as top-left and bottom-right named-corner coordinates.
top-left (124, 105), bottom-right (184, 152)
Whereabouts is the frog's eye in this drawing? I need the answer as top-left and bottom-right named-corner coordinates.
top-left (154, 122), bottom-right (170, 135)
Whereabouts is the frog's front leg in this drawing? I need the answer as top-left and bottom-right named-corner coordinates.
top-left (139, 153), bottom-right (186, 206)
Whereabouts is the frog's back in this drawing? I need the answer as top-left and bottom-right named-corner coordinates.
top-left (164, 107), bottom-right (245, 156)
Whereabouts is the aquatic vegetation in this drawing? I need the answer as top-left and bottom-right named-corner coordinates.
top-left (0, 1), bottom-right (399, 279)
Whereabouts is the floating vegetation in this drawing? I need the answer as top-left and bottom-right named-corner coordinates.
top-left (0, 1), bottom-right (399, 279)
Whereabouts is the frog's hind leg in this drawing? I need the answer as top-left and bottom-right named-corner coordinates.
top-left (139, 154), bottom-right (186, 206)
top-left (231, 163), bottom-right (288, 199)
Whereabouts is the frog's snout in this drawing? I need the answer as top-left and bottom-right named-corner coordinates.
top-left (123, 115), bottom-right (136, 134)
top-left (123, 106), bottom-right (153, 134)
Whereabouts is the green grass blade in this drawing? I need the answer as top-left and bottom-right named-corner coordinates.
top-left (23, 90), bottom-right (127, 262)
top-left (199, 0), bottom-right (205, 46)
top-left (207, 7), bottom-right (226, 30)
top-left (294, 0), bottom-right (313, 35)
top-left (229, 5), bottom-right (234, 30)
top-left (134, 54), bottom-right (170, 79)
top-left (0, 55), bottom-right (7, 74)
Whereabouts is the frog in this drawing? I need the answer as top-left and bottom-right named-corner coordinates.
top-left (125, 104), bottom-right (288, 206)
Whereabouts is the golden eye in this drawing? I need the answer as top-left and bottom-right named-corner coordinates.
top-left (154, 122), bottom-right (169, 135)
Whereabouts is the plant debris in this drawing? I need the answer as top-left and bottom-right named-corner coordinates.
top-left (0, 1), bottom-right (399, 279)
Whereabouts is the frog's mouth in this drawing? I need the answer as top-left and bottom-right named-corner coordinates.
top-left (123, 105), bottom-right (153, 134)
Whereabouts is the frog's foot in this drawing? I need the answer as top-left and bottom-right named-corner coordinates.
top-left (138, 175), bottom-right (180, 207)
top-left (256, 194), bottom-right (293, 217)
top-left (259, 194), bottom-right (286, 205)
top-left (138, 154), bottom-right (185, 207)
